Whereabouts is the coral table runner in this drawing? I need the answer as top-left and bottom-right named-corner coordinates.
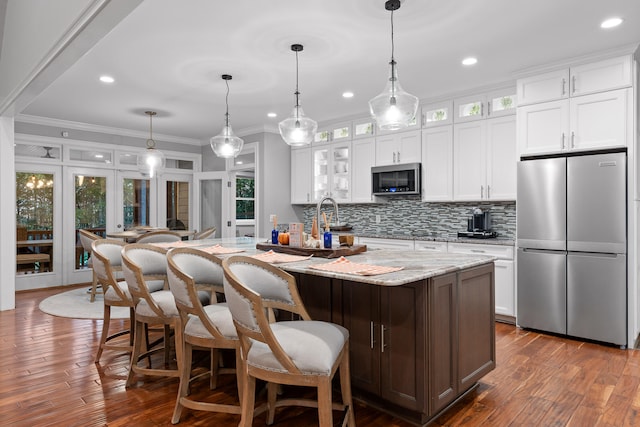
top-left (308, 256), bottom-right (403, 276)
top-left (251, 250), bottom-right (312, 264)
top-left (197, 244), bottom-right (245, 255)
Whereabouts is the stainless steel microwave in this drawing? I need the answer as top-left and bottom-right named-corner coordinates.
top-left (371, 162), bottom-right (421, 196)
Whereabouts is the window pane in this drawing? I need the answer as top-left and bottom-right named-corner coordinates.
top-left (123, 178), bottom-right (150, 229)
top-left (16, 172), bottom-right (54, 274)
top-left (75, 175), bottom-right (106, 269)
top-left (236, 177), bottom-right (254, 220)
top-left (166, 181), bottom-right (189, 230)
top-left (236, 200), bottom-right (255, 219)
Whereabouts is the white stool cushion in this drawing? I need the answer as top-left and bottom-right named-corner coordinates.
top-left (136, 290), bottom-right (210, 318)
top-left (104, 281), bottom-right (131, 304)
top-left (184, 303), bottom-right (237, 340)
top-left (246, 321), bottom-right (348, 375)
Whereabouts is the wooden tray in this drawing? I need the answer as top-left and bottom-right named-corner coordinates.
top-left (256, 242), bottom-right (367, 259)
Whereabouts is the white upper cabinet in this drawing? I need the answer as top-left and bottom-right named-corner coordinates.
top-left (517, 99), bottom-right (570, 155)
top-left (517, 55), bottom-right (632, 106)
top-left (313, 121), bottom-right (352, 145)
top-left (518, 88), bottom-right (629, 156)
top-left (291, 147), bottom-right (312, 204)
top-left (422, 126), bottom-right (453, 201)
top-left (454, 88), bottom-right (516, 123)
top-left (351, 137), bottom-right (377, 203)
top-left (422, 100), bottom-right (453, 128)
top-left (454, 116), bottom-right (516, 201)
top-left (375, 129), bottom-right (421, 166)
top-left (352, 118), bottom-right (376, 139)
top-left (312, 141), bottom-right (351, 203)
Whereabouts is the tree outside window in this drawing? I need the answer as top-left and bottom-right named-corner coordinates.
top-left (236, 176), bottom-right (254, 220)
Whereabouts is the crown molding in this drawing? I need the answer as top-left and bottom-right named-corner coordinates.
top-left (236, 124), bottom-right (279, 137)
top-left (15, 114), bottom-right (204, 146)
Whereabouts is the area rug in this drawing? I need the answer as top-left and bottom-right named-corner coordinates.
top-left (39, 287), bottom-right (129, 320)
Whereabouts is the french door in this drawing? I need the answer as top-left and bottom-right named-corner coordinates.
top-left (64, 166), bottom-right (115, 285)
top-left (15, 163), bottom-right (62, 290)
top-left (193, 171), bottom-right (234, 238)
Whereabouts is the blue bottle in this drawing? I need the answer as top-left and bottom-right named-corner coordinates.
top-left (323, 231), bottom-right (332, 249)
top-left (271, 228), bottom-right (279, 244)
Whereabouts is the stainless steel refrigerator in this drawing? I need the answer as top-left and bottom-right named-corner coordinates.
top-left (517, 151), bottom-right (627, 346)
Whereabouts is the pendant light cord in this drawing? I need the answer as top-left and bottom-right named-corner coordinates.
top-left (224, 78), bottom-right (230, 127)
top-left (146, 111), bottom-right (156, 149)
top-left (389, 6), bottom-right (397, 100)
top-left (294, 48), bottom-right (301, 119)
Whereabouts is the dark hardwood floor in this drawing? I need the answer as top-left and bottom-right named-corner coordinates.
top-left (2, 286), bottom-right (640, 426)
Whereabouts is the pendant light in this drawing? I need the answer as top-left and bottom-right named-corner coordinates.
top-left (279, 44), bottom-right (317, 146)
top-left (211, 74), bottom-right (244, 158)
top-left (137, 111), bottom-right (165, 178)
top-left (368, 0), bottom-right (419, 131)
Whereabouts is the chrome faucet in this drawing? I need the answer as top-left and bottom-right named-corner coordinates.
top-left (316, 196), bottom-right (340, 232)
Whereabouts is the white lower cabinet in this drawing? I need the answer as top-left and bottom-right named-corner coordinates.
top-left (447, 242), bottom-right (515, 320)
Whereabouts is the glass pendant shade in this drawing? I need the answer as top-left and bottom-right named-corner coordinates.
top-left (210, 124), bottom-right (244, 158)
top-left (137, 145), bottom-right (166, 178)
top-left (369, 61), bottom-right (419, 131)
top-left (279, 105), bottom-right (317, 146)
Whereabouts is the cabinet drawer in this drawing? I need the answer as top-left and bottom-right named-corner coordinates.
top-left (414, 241), bottom-right (448, 252)
top-left (447, 243), bottom-right (514, 260)
top-left (358, 237), bottom-right (415, 250)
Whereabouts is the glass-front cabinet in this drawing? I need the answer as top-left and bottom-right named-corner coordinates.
top-left (353, 118), bottom-right (375, 139)
top-left (454, 88), bottom-right (517, 123)
top-left (312, 141), bottom-right (351, 202)
top-left (422, 100), bottom-right (453, 127)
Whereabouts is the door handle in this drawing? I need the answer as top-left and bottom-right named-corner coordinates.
top-left (571, 131), bottom-right (575, 148)
top-left (487, 185), bottom-right (491, 199)
top-left (480, 185), bottom-right (484, 199)
top-left (561, 133), bottom-right (566, 149)
top-left (561, 78), bottom-right (566, 95)
top-left (381, 325), bottom-right (387, 353)
top-left (572, 75), bottom-right (576, 94)
top-left (397, 151), bottom-right (400, 163)
top-left (393, 152), bottom-right (396, 163)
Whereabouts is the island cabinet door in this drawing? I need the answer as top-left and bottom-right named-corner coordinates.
top-left (379, 281), bottom-right (427, 412)
top-left (428, 273), bottom-right (459, 415)
top-left (292, 273), bottom-right (334, 323)
top-left (457, 263), bottom-right (496, 392)
top-left (342, 280), bottom-right (381, 395)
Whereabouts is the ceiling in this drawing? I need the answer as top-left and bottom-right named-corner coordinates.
top-left (18, 0), bottom-right (640, 144)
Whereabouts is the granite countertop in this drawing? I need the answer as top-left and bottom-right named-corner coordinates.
top-left (349, 232), bottom-right (515, 246)
top-left (194, 237), bottom-right (495, 287)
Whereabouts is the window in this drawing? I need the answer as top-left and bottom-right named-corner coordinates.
top-left (236, 176), bottom-right (254, 222)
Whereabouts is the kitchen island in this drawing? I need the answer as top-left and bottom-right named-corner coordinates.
top-left (193, 237), bottom-right (496, 425)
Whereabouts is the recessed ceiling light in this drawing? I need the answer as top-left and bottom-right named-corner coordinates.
top-left (342, 91), bottom-right (354, 98)
top-left (95, 154), bottom-right (104, 159)
top-left (462, 57), bottom-right (478, 66)
top-left (601, 17), bottom-right (623, 29)
top-left (99, 75), bottom-right (115, 83)
top-left (267, 112), bottom-right (277, 118)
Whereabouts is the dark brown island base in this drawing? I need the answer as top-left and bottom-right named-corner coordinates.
top-left (276, 249), bottom-right (496, 426)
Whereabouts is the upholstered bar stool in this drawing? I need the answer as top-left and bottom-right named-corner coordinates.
top-left (167, 247), bottom-right (242, 424)
top-left (193, 227), bottom-right (216, 240)
top-left (122, 244), bottom-right (209, 387)
top-left (222, 255), bottom-right (356, 427)
top-left (92, 239), bottom-right (136, 363)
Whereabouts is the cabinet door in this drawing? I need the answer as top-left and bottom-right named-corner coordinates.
top-left (295, 273), bottom-right (333, 322)
top-left (517, 69), bottom-right (569, 105)
top-left (290, 147), bottom-right (311, 204)
top-left (422, 126), bottom-right (453, 201)
top-left (396, 130), bottom-right (422, 164)
top-left (429, 273), bottom-right (458, 414)
top-left (415, 240), bottom-right (448, 252)
top-left (375, 133), bottom-right (397, 166)
top-left (494, 259), bottom-right (514, 317)
top-left (312, 147), bottom-right (330, 201)
top-left (342, 280), bottom-right (380, 395)
top-left (486, 89), bottom-right (517, 118)
top-left (517, 99), bottom-right (569, 156)
top-left (330, 142), bottom-right (351, 202)
top-left (380, 282), bottom-right (426, 411)
top-left (422, 100), bottom-right (453, 128)
top-left (569, 88), bottom-right (628, 151)
top-left (352, 137), bottom-right (375, 203)
top-left (453, 121), bottom-right (486, 201)
top-left (570, 55), bottom-right (632, 96)
top-left (486, 116), bottom-right (516, 200)
top-left (457, 264), bottom-right (496, 392)
top-left (454, 94), bottom-right (486, 123)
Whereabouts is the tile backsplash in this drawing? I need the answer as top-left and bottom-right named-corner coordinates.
top-left (301, 196), bottom-right (516, 239)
